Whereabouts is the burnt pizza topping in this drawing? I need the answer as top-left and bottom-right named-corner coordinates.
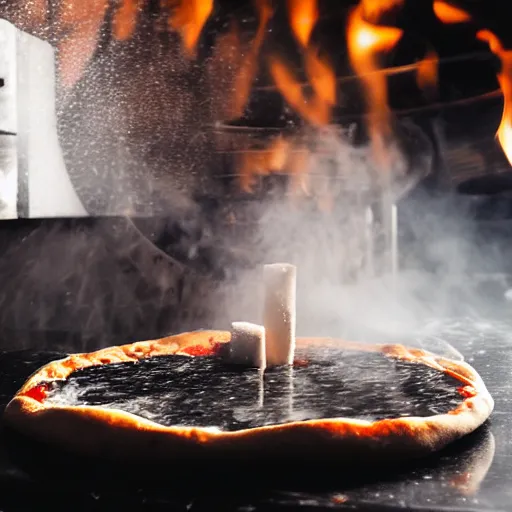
top-left (41, 347), bottom-right (465, 431)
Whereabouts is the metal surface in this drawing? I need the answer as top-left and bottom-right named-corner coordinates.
top-left (0, 19), bottom-right (86, 219)
top-left (16, 26), bottom-right (86, 218)
top-left (0, 20), bottom-right (18, 219)
top-left (0, 318), bottom-right (510, 510)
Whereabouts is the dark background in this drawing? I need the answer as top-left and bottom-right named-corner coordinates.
top-left (0, 0), bottom-right (511, 350)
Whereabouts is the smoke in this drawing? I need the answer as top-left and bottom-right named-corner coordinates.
top-left (214, 122), bottom-right (511, 359)
top-left (0, 8), bottom-right (235, 351)
top-left (0, 216), bottom-right (224, 352)
top-left (0, 4), bottom-right (509, 359)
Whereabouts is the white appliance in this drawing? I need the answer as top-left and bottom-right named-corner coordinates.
top-left (0, 19), bottom-right (86, 219)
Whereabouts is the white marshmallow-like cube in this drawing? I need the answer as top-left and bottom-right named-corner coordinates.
top-left (263, 263), bottom-right (297, 367)
top-left (230, 322), bottom-right (266, 369)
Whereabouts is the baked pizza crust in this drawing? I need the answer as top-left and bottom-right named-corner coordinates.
top-left (3, 331), bottom-right (494, 464)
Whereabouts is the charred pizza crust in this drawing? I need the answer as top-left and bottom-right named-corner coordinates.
top-left (3, 331), bottom-right (493, 464)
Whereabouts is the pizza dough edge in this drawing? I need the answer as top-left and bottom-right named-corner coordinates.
top-left (3, 330), bottom-right (494, 463)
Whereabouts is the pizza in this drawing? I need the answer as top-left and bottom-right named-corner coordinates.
top-left (3, 329), bottom-right (493, 466)
top-left (3, 263), bottom-right (494, 468)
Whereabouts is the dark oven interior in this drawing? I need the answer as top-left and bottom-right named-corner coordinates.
top-left (0, 0), bottom-right (511, 349)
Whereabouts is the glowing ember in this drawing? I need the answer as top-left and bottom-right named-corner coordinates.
top-left (287, 0), bottom-right (319, 48)
top-left (477, 30), bottom-right (512, 167)
top-left (433, 1), bottom-right (471, 24)
top-left (168, 0), bottom-right (214, 58)
top-left (113, 0), bottom-right (143, 41)
top-left (346, 4), bottom-right (403, 166)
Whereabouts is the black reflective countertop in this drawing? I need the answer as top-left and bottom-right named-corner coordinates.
top-left (0, 319), bottom-right (511, 511)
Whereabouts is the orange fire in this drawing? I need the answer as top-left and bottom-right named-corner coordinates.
top-left (268, 53), bottom-right (333, 126)
top-left (230, 0), bottom-right (273, 119)
top-left (416, 49), bottom-right (439, 96)
top-left (305, 47), bottom-right (337, 107)
top-left (269, 0), bottom-right (335, 127)
top-left (287, 0), bottom-right (319, 48)
top-left (168, 0), bottom-right (214, 58)
top-left (56, 0), bottom-right (109, 89)
top-left (360, 0), bottom-right (404, 23)
top-left (237, 136), bottom-right (290, 192)
top-left (433, 1), bottom-right (471, 24)
top-left (113, 0), bottom-right (143, 41)
top-left (477, 30), bottom-right (512, 167)
top-left (346, 4), bottom-right (403, 165)
top-left (237, 136), bottom-right (317, 205)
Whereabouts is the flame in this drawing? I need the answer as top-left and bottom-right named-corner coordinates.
top-left (477, 30), bottom-right (512, 166)
top-left (56, 0), bottom-right (109, 89)
top-left (268, 54), bottom-right (332, 126)
top-left (305, 47), bottom-right (337, 107)
top-left (113, 0), bottom-right (143, 41)
top-left (168, 0), bottom-right (214, 58)
top-left (287, 146), bottom-right (310, 196)
top-left (416, 49), bottom-right (439, 95)
top-left (478, 30), bottom-right (504, 55)
top-left (287, 0), bottom-right (318, 48)
top-left (236, 137), bottom-right (323, 209)
top-left (433, 1), bottom-right (470, 24)
top-left (269, 0), bottom-right (335, 126)
top-left (238, 136), bottom-right (290, 192)
top-left (230, 0), bottom-right (273, 119)
top-left (237, 137), bottom-right (315, 205)
top-left (347, 6), bottom-right (402, 56)
top-left (346, 4), bottom-right (402, 164)
top-left (360, 0), bottom-right (404, 23)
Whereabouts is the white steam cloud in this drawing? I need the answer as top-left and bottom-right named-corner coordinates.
top-left (214, 123), bottom-right (509, 360)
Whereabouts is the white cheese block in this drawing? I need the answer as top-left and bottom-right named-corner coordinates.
top-left (230, 322), bottom-right (266, 370)
top-left (263, 263), bottom-right (297, 367)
